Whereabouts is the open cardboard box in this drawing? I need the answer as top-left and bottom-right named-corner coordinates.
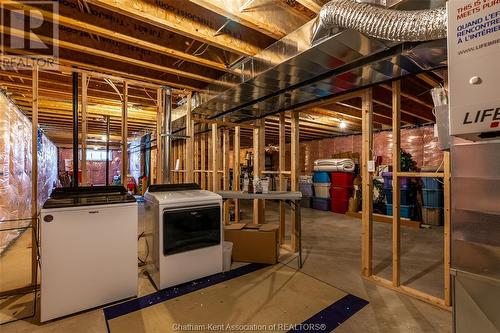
top-left (224, 223), bottom-right (279, 264)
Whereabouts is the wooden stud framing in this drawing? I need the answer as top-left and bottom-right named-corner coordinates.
top-left (208, 133), bottom-right (213, 191)
top-left (223, 129), bottom-right (230, 224)
top-left (121, 81), bottom-right (128, 184)
top-left (184, 93), bottom-right (194, 183)
top-left (156, 88), bottom-right (163, 184)
top-left (212, 123), bottom-right (219, 191)
top-left (290, 111), bottom-right (300, 251)
top-left (361, 88), bottom-right (373, 277)
top-left (233, 126), bottom-right (241, 223)
top-left (201, 133), bottom-right (207, 189)
top-left (81, 73), bottom-right (88, 186)
top-left (392, 80), bottom-right (401, 287)
top-left (253, 119), bottom-right (265, 224)
top-left (279, 112), bottom-right (286, 244)
top-left (31, 66), bottom-right (39, 286)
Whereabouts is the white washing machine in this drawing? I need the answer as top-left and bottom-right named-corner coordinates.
top-left (144, 184), bottom-right (223, 290)
top-left (40, 186), bottom-right (138, 322)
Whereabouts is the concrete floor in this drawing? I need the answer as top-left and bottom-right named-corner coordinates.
top-left (1, 202), bottom-right (451, 332)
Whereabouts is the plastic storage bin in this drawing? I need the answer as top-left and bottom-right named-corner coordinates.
top-left (421, 207), bottom-right (443, 226)
top-left (422, 189), bottom-right (444, 207)
top-left (299, 183), bottom-right (314, 197)
top-left (386, 204), bottom-right (414, 219)
top-left (312, 197), bottom-right (330, 211)
top-left (422, 177), bottom-right (443, 189)
top-left (300, 197), bottom-right (312, 208)
top-left (382, 172), bottom-right (410, 190)
top-left (331, 172), bottom-right (354, 187)
top-left (313, 171), bottom-right (330, 183)
top-left (385, 189), bottom-right (413, 205)
top-left (313, 183), bottom-right (331, 198)
top-left (331, 199), bottom-right (349, 214)
top-left (330, 186), bottom-right (353, 202)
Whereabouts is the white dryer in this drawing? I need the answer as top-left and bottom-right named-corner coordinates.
top-left (144, 184), bottom-right (223, 290)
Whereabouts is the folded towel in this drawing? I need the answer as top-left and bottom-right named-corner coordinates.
top-left (313, 158), bottom-right (355, 172)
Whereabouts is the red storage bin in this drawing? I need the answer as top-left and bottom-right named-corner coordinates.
top-left (330, 172), bottom-right (354, 187)
top-left (331, 199), bottom-right (349, 214)
top-left (330, 186), bottom-right (353, 202)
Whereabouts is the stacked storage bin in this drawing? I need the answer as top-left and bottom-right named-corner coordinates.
top-left (312, 172), bottom-right (330, 211)
top-left (330, 172), bottom-right (354, 214)
top-left (299, 176), bottom-right (314, 208)
top-left (421, 177), bottom-right (444, 225)
top-left (382, 172), bottom-right (414, 218)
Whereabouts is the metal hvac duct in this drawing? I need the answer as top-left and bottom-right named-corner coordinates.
top-left (161, 86), bottom-right (172, 184)
top-left (313, 0), bottom-right (447, 43)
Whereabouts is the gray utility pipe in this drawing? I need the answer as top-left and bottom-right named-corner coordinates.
top-left (161, 86), bottom-right (172, 184)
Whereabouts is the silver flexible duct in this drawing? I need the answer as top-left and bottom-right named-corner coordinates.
top-left (315, 0), bottom-right (447, 42)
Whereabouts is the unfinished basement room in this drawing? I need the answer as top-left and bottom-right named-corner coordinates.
top-left (0, 0), bottom-right (498, 332)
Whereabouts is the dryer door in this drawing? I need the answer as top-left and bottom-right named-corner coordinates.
top-left (163, 205), bottom-right (221, 256)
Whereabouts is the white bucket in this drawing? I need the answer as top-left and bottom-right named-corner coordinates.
top-left (223, 241), bottom-right (233, 272)
top-left (313, 183), bottom-right (331, 198)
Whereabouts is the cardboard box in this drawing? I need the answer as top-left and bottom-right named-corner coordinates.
top-left (224, 223), bottom-right (279, 264)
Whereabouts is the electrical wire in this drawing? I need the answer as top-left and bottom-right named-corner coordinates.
top-left (137, 231), bottom-right (149, 267)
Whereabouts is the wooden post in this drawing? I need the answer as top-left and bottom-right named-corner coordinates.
top-left (121, 81), bottom-right (128, 184)
top-left (208, 133), bottom-right (213, 190)
top-left (194, 133), bottom-right (199, 185)
top-left (201, 133), bottom-right (207, 189)
top-left (278, 112), bottom-right (286, 244)
top-left (81, 73), bottom-right (88, 186)
top-left (233, 126), bottom-right (241, 222)
top-left (156, 88), bottom-right (162, 184)
top-left (212, 123), bottom-right (219, 191)
top-left (31, 65), bottom-right (39, 286)
top-left (290, 111), bottom-right (300, 251)
top-left (361, 88), bottom-right (374, 277)
top-left (223, 129), bottom-right (230, 224)
top-left (443, 151), bottom-right (451, 306)
top-left (253, 119), bottom-right (265, 224)
top-left (392, 80), bottom-right (401, 286)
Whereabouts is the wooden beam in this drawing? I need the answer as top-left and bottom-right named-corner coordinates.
top-left (85, 0), bottom-right (268, 56)
top-left (121, 81), bottom-right (128, 184)
top-left (296, 0), bottom-right (323, 13)
top-left (81, 73), bottom-right (88, 186)
top-left (279, 112), bottom-right (286, 244)
top-left (392, 80), bottom-right (401, 287)
top-left (361, 88), bottom-right (373, 277)
top-left (1, 26), bottom-right (219, 85)
top-left (290, 111), bottom-right (300, 252)
top-left (233, 126), bottom-right (241, 223)
top-left (189, 0), bottom-right (307, 39)
top-left (212, 123), bottom-right (219, 191)
top-left (4, 2), bottom-right (229, 72)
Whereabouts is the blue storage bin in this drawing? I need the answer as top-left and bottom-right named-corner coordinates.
top-left (422, 189), bottom-right (444, 207)
top-left (313, 171), bottom-right (330, 183)
top-left (382, 172), bottom-right (410, 190)
top-left (386, 204), bottom-right (413, 219)
top-left (312, 197), bottom-right (330, 211)
top-left (422, 177), bottom-right (443, 189)
top-left (385, 189), bottom-right (413, 205)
